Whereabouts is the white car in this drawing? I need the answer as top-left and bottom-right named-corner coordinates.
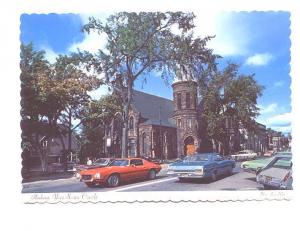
top-left (256, 155), bottom-right (292, 190)
top-left (230, 150), bottom-right (258, 161)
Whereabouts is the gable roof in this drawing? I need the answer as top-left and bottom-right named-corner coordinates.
top-left (131, 90), bottom-right (176, 128)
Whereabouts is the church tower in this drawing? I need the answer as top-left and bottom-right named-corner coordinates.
top-left (172, 80), bottom-right (200, 156)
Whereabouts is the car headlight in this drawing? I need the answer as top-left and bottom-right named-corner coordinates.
top-left (167, 170), bottom-right (175, 174)
top-left (94, 173), bottom-right (101, 179)
top-left (195, 168), bottom-right (203, 174)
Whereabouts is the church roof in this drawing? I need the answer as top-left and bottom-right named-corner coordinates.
top-left (131, 90), bottom-right (176, 128)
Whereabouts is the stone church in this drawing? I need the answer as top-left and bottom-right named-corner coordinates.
top-left (105, 80), bottom-right (201, 159)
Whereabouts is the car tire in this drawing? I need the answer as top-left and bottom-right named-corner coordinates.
top-left (178, 177), bottom-right (187, 182)
top-left (211, 171), bottom-right (217, 182)
top-left (227, 166), bottom-right (233, 176)
top-left (148, 169), bottom-right (156, 180)
top-left (85, 182), bottom-right (96, 188)
top-left (107, 174), bottom-right (120, 187)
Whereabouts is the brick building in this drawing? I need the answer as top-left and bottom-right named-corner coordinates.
top-left (104, 80), bottom-right (272, 158)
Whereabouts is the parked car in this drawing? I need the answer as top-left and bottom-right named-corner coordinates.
top-left (79, 158), bottom-right (161, 187)
top-left (73, 158), bottom-right (114, 178)
top-left (256, 154), bottom-right (292, 190)
top-left (230, 150), bottom-right (258, 161)
top-left (241, 152), bottom-right (292, 174)
top-left (140, 156), bottom-right (161, 164)
top-left (263, 150), bottom-right (274, 157)
top-left (167, 153), bottom-right (236, 182)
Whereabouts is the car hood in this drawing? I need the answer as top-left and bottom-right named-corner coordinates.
top-left (259, 167), bottom-right (290, 180)
top-left (80, 166), bottom-right (112, 175)
top-left (242, 158), bottom-right (272, 168)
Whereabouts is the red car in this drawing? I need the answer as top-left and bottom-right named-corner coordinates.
top-left (79, 158), bottom-right (161, 187)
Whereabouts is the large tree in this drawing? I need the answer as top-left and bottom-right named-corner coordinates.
top-left (20, 43), bottom-right (101, 172)
top-left (197, 63), bottom-right (264, 154)
top-left (82, 12), bottom-right (216, 157)
top-left (79, 93), bottom-right (122, 161)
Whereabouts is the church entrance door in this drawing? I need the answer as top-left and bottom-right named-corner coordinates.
top-left (184, 136), bottom-right (195, 155)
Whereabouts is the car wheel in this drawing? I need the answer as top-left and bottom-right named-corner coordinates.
top-left (107, 174), bottom-right (120, 187)
top-left (178, 177), bottom-right (187, 182)
top-left (148, 169), bottom-right (156, 180)
top-left (227, 166), bottom-right (233, 176)
top-left (85, 182), bottom-right (96, 188)
top-left (211, 171), bottom-right (217, 182)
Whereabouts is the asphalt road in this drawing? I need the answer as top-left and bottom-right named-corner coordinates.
top-left (22, 162), bottom-right (264, 193)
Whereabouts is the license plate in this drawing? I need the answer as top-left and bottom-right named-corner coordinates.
top-left (179, 173), bottom-right (189, 177)
top-left (265, 176), bottom-right (272, 183)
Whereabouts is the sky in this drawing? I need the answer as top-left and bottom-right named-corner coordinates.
top-left (20, 11), bottom-right (291, 134)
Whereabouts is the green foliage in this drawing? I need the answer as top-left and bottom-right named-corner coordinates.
top-left (81, 12), bottom-right (216, 157)
top-left (198, 63), bottom-right (264, 151)
top-left (79, 93), bottom-right (122, 159)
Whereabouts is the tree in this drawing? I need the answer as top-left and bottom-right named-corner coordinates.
top-left (20, 43), bottom-right (101, 172)
top-left (197, 63), bottom-right (264, 154)
top-left (20, 43), bottom-right (52, 172)
top-left (79, 93), bottom-right (122, 161)
top-left (82, 12), bottom-right (216, 157)
top-left (51, 54), bottom-right (101, 170)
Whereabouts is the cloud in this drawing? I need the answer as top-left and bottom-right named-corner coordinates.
top-left (193, 12), bottom-right (250, 56)
top-left (245, 53), bottom-right (273, 66)
top-left (68, 13), bottom-right (112, 54)
top-left (273, 81), bottom-right (284, 87)
top-left (259, 103), bottom-right (278, 114)
top-left (42, 47), bottom-right (59, 63)
top-left (88, 85), bottom-right (109, 100)
top-left (267, 112), bottom-right (291, 127)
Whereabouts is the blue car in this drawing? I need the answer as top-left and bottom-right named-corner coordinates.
top-left (167, 153), bottom-right (236, 181)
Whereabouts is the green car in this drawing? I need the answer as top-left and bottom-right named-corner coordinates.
top-left (241, 152), bottom-right (292, 173)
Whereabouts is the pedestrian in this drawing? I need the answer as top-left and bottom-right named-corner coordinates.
top-left (87, 157), bottom-right (92, 166)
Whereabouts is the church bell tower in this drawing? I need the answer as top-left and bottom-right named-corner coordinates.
top-left (172, 80), bottom-right (200, 156)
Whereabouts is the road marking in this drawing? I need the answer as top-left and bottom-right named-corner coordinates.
top-left (109, 177), bottom-right (178, 192)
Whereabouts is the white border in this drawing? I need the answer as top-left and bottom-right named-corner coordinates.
top-left (0, 0), bottom-right (299, 230)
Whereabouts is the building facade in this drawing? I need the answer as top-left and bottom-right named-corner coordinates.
top-left (105, 80), bottom-right (280, 158)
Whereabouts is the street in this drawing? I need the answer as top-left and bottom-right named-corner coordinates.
top-left (22, 162), bottom-right (264, 193)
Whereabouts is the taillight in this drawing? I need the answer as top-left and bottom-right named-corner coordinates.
top-left (283, 172), bottom-right (290, 182)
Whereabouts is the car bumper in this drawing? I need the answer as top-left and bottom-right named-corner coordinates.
top-left (167, 171), bottom-right (205, 178)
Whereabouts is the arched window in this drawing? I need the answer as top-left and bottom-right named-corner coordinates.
top-left (142, 133), bottom-right (147, 155)
top-left (186, 92), bottom-right (190, 108)
top-left (177, 93), bottom-right (182, 109)
top-left (129, 116), bottom-right (134, 130)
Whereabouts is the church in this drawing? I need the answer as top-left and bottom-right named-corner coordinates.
top-left (104, 80), bottom-right (202, 159)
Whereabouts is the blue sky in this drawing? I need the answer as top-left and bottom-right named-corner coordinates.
top-left (20, 12), bottom-right (291, 134)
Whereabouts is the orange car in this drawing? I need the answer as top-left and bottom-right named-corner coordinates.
top-left (79, 158), bottom-right (162, 187)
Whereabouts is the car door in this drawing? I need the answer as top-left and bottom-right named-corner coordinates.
top-left (129, 159), bottom-right (148, 179)
top-left (213, 155), bottom-right (227, 175)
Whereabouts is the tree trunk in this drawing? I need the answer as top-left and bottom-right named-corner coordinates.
top-left (121, 79), bottom-right (133, 158)
top-left (34, 133), bottom-right (48, 172)
top-left (67, 108), bottom-right (72, 170)
top-left (57, 128), bottom-right (67, 171)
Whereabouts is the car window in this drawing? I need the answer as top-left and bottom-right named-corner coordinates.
top-left (110, 160), bottom-right (129, 166)
top-left (93, 159), bottom-right (107, 164)
top-left (184, 154), bottom-right (210, 162)
top-left (130, 159), bottom-right (144, 166)
top-left (270, 157), bottom-right (292, 169)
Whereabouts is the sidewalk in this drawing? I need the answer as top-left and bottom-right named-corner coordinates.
top-left (22, 171), bottom-right (74, 183)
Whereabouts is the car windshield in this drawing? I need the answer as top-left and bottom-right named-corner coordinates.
top-left (109, 159), bottom-right (129, 166)
top-left (269, 157), bottom-right (292, 169)
top-left (183, 154), bottom-right (211, 162)
top-left (93, 159), bottom-right (108, 164)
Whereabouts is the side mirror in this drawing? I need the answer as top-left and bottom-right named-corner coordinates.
top-left (256, 167), bottom-right (262, 175)
top-left (130, 164), bottom-right (136, 167)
